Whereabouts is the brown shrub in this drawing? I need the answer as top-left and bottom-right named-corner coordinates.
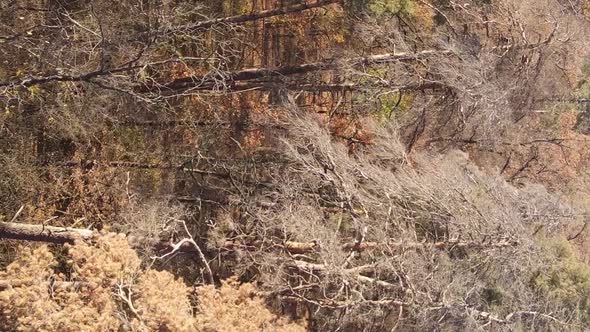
top-left (0, 236), bottom-right (304, 331)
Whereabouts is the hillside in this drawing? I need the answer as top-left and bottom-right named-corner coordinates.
top-left (2, 0), bottom-right (590, 330)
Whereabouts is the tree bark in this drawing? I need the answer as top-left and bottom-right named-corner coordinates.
top-left (0, 222), bottom-right (517, 254)
top-left (0, 221), bottom-right (195, 252)
top-left (1, 50), bottom-right (450, 93)
top-left (146, 50), bottom-right (452, 93)
top-left (285, 239), bottom-right (518, 254)
top-left (62, 160), bottom-right (232, 179)
top-left (233, 81), bottom-right (446, 92)
top-left (0, 221), bottom-right (93, 244)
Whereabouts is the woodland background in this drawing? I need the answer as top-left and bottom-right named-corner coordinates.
top-left (3, 0), bottom-right (590, 330)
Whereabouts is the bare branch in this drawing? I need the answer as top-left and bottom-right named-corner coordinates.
top-left (151, 220), bottom-right (214, 284)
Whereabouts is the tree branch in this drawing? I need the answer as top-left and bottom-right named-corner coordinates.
top-left (165, 0), bottom-right (341, 33)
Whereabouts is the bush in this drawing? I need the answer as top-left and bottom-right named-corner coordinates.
top-left (534, 238), bottom-right (590, 321)
top-left (0, 236), bottom-right (304, 331)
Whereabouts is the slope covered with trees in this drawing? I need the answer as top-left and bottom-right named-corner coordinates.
top-left (2, 0), bottom-right (590, 330)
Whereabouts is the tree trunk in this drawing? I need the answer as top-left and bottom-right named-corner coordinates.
top-left (0, 221), bottom-right (195, 252)
top-left (0, 222), bottom-right (93, 244)
top-left (233, 81), bottom-right (446, 92)
top-left (149, 50), bottom-right (452, 93)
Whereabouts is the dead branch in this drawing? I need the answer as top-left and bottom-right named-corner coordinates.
top-left (151, 220), bottom-right (214, 284)
top-left (281, 295), bottom-right (406, 309)
top-left (0, 221), bottom-right (94, 244)
top-left (284, 239), bottom-right (518, 254)
top-left (139, 50), bottom-right (453, 93)
top-left (0, 1), bottom-right (341, 89)
top-left (472, 308), bottom-right (566, 325)
top-left (116, 284), bottom-right (142, 320)
top-left (165, 0), bottom-right (341, 33)
top-left (0, 221), bottom-right (196, 253)
top-left (230, 81), bottom-right (446, 93)
top-left (568, 220), bottom-right (588, 241)
top-left (0, 221), bottom-right (517, 258)
top-left (62, 160), bottom-right (233, 180)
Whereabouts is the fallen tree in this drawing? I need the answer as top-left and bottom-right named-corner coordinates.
top-left (0, 221), bottom-right (190, 252)
top-left (0, 221), bottom-right (518, 254)
top-left (283, 238), bottom-right (519, 254)
top-left (142, 50), bottom-right (452, 93)
top-left (0, 222), bottom-right (93, 244)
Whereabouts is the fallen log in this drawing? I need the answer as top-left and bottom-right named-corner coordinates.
top-left (139, 50), bottom-right (452, 93)
top-left (0, 221), bottom-right (194, 253)
top-left (284, 239), bottom-right (518, 254)
top-left (281, 295), bottom-right (406, 308)
top-left (0, 222), bottom-right (93, 244)
top-left (0, 222), bottom-right (518, 254)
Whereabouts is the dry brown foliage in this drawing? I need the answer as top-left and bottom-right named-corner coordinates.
top-left (0, 235), bottom-right (303, 331)
top-left (194, 277), bottom-right (305, 332)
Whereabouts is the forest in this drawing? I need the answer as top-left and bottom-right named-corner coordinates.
top-left (2, 0), bottom-right (590, 330)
